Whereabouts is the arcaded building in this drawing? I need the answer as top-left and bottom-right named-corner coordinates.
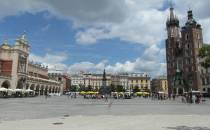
top-left (0, 34), bottom-right (62, 95)
top-left (166, 7), bottom-right (204, 95)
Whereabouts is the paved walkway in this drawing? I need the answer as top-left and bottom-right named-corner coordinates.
top-left (0, 115), bottom-right (210, 130)
top-left (0, 96), bottom-right (210, 130)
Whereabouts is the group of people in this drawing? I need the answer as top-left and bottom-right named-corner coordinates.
top-left (181, 94), bottom-right (204, 104)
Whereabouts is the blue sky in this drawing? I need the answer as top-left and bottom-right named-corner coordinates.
top-left (0, 12), bottom-right (145, 64)
top-left (0, 0), bottom-right (210, 77)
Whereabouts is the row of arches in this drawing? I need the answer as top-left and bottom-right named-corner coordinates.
top-left (0, 80), bottom-right (61, 95)
top-left (26, 84), bottom-right (61, 95)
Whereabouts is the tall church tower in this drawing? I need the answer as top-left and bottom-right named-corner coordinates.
top-left (166, 6), bottom-right (182, 96)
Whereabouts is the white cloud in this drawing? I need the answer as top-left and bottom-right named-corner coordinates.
top-left (1, 0), bottom-right (210, 76)
top-left (67, 45), bottom-right (166, 77)
top-left (29, 53), bottom-right (68, 72)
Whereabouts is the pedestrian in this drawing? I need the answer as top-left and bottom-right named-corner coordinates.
top-left (173, 95), bottom-right (175, 100)
top-left (192, 95), bottom-right (196, 104)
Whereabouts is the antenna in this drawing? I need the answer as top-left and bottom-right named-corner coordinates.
top-left (188, 4), bottom-right (192, 11)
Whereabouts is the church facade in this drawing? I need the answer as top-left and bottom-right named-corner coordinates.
top-left (166, 7), bottom-right (208, 95)
top-left (165, 7), bottom-right (208, 95)
top-left (0, 34), bottom-right (62, 95)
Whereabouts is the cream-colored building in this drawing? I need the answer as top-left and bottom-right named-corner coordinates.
top-left (70, 72), bottom-right (150, 91)
top-left (70, 72), bottom-right (111, 90)
top-left (0, 34), bottom-right (62, 95)
top-left (83, 73), bottom-right (111, 90)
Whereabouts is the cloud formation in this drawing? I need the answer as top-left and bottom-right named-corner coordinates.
top-left (1, 0), bottom-right (210, 77)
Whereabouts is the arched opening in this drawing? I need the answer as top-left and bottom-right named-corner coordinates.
top-left (17, 78), bottom-right (26, 89)
top-left (178, 88), bottom-right (183, 95)
top-left (26, 83), bottom-right (29, 89)
top-left (49, 87), bottom-right (52, 93)
top-left (30, 84), bottom-right (35, 90)
top-left (55, 87), bottom-right (58, 93)
top-left (35, 85), bottom-right (40, 96)
top-left (58, 87), bottom-right (61, 93)
top-left (40, 85), bottom-right (44, 95)
top-left (52, 87), bottom-right (55, 93)
top-left (45, 86), bottom-right (48, 95)
top-left (1, 80), bottom-right (10, 89)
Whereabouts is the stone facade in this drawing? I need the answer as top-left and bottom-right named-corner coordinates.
top-left (166, 7), bottom-right (205, 95)
top-left (71, 72), bottom-right (150, 91)
top-left (48, 73), bottom-right (71, 93)
top-left (0, 34), bottom-right (62, 95)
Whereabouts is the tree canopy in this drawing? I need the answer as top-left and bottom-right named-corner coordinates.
top-left (199, 45), bottom-right (210, 69)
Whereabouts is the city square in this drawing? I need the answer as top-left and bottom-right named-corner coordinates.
top-left (0, 96), bottom-right (210, 130)
top-left (1, 0), bottom-right (210, 130)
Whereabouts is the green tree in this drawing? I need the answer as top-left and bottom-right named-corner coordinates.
top-left (70, 85), bottom-right (77, 92)
top-left (110, 84), bottom-right (116, 92)
top-left (199, 45), bottom-right (210, 69)
top-left (78, 85), bottom-right (85, 92)
top-left (133, 86), bottom-right (140, 93)
top-left (116, 85), bottom-right (125, 92)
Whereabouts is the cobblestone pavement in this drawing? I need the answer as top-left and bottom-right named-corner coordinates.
top-left (0, 96), bottom-right (210, 130)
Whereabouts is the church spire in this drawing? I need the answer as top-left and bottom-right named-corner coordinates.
top-left (169, 5), bottom-right (175, 21)
top-left (166, 2), bottom-right (179, 28)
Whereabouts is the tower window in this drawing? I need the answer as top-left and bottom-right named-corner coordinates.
top-left (185, 34), bottom-right (189, 40)
top-left (197, 33), bottom-right (200, 39)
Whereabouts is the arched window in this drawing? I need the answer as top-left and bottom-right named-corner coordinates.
top-left (1, 80), bottom-right (10, 89)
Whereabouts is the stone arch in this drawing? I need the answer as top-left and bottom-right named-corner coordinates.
top-left (26, 83), bottom-right (30, 89)
top-left (40, 85), bottom-right (44, 95)
top-left (49, 86), bottom-right (52, 93)
top-left (45, 86), bottom-right (48, 95)
top-left (1, 80), bottom-right (10, 89)
top-left (178, 88), bottom-right (183, 95)
top-left (30, 84), bottom-right (35, 90)
top-left (17, 78), bottom-right (26, 89)
top-left (52, 87), bottom-right (55, 93)
top-left (35, 85), bottom-right (40, 96)
top-left (56, 87), bottom-right (59, 93)
top-left (58, 87), bottom-right (61, 93)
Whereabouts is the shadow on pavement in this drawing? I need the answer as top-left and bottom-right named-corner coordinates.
top-left (166, 126), bottom-right (210, 130)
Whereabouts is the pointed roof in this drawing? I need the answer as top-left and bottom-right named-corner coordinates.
top-left (15, 32), bottom-right (29, 46)
top-left (166, 4), bottom-right (179, 28)
top-left (1, 40), bottom-right (11, 49)
top-left (183, 9), bottom-right (201, 29)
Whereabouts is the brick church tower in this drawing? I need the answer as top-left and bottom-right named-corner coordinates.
top-left (166, 7), bottom-right (203, 95)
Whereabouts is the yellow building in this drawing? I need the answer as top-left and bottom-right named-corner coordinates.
top-left (128, 73), bottom-right (151, 92)
top-left (151, 76), bottom-right (168, 95)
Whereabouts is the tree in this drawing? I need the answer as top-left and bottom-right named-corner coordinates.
top-left (133, 86), bottom-right (140, 93)
top-left (78, 85), bottom-right (85, 92)
top-left (70, 85), bottom-right (77, 92)
top-left (110, 84), bottom-right (116, 92)
top-left (199, 45), bottom-right (210, 69)
top-left (116, 85), bottom-right (125, 92)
